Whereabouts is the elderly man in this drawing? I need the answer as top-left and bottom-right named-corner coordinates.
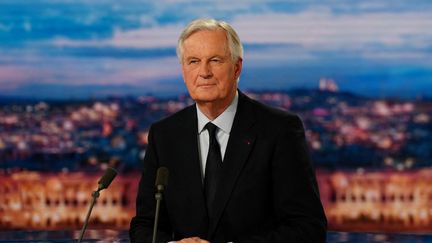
top-left (130, 18), bottom-right (327, 243)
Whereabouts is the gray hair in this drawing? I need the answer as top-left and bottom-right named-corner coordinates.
top-left (176, 18), bottom-right (243, 63)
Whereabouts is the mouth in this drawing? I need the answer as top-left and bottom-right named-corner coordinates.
top-left (197, 83), bottom-right (217, 88)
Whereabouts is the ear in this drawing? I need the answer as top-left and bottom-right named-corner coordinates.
top-left (234, 57), bottom-right (243, 79)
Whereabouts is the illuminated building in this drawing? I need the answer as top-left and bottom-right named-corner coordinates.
top-left (318, 169), bottom-right (432, 232)
top-left (319, 78), bottom-right (339, 92)
top-left (0, 171), bottom-right (138, 229)
top-left (2, 169), bottom-right (432, 232)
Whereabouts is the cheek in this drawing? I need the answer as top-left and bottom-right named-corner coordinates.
top-left (217, 68), bottom-right (236, 87)
top-left (183, 68), bottom-right (198, 82)
top-left (182, 68), bottom-right (196, 84)
top-left (184, 78), bottom-right (195, 92)
top-left (183, 73), bottom-right (200, 94)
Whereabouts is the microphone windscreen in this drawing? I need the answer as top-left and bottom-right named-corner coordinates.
top-left (98, 167), bottom-right (117, 190)
top-left (155, 167), bottom-right (169, 187)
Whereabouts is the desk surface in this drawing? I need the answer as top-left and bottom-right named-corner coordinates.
top-left (0, 230), bottom-right (431, 242)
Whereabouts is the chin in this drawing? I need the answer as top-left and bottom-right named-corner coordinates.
top-left (194, 96), bottom-right (218, 103)
top-left (191, 92), bottom-right (219, 102)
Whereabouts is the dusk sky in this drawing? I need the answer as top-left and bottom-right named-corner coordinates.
top-left (0, 0), bottom-right (431, 99)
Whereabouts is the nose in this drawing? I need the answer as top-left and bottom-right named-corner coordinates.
top-left (198, 62), bottom-right (213, 79)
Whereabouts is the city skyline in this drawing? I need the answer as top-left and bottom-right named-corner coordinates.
top-left (0, 0), bottom-right (431, 99)
top-left (1, 89), bottom-right (431, 171)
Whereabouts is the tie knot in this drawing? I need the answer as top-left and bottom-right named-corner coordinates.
top-left (205, 122), bottom-right (218, 138)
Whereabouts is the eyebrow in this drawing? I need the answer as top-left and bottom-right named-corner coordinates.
top-left (210, 55), bottom-right (225, 59)
top-left (184, 56), bottom-right (199, 61)
top-left (183, 54), bottom-right (228, 64)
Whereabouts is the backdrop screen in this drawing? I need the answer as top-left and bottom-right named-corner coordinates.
top-left (1, 0), bottom-right (431, 232)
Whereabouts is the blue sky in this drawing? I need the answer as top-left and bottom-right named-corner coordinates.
top-left (0, 0), bottom-right (431, 99)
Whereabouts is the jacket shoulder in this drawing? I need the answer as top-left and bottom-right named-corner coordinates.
top-left (150, 104), bottom-right (196, 131)
top-left (242, 94), bottom-right (304, 132)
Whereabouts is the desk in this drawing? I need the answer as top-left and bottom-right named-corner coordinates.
top-left (0, 230), bottom-right (431, 242)
top-left (327, 231), bottom-right (432, 242)
top-left (0, 229), bottom-right (128, 243)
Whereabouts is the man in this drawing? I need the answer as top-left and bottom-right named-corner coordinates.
top-left (130, 18), bottom-right (327, 243)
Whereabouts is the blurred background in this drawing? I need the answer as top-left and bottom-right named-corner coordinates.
top-left (1, 0), bottom-right (432, 235)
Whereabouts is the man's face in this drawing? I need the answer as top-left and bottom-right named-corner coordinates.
top-left (181, 30), bottom-right (242, 105)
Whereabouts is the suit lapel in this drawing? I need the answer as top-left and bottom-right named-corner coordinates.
top-left (208, 92), bottom-right (256, 238)
top-left (176, 106), bottom-right (208, 220)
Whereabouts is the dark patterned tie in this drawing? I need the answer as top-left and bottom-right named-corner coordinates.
top-left (204, 122), bottom-right (222, 218)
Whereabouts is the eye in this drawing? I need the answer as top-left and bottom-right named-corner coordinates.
top-left (188, 59), bottom-right (199, 65)
top-left (210, 58), bottom-right (221, 63)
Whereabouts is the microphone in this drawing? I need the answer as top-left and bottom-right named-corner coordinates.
top-left (98, 167), bottom-right (117, 191)
top-left (77, 167), bottom-right (118, 243)
top-left (152, 167), bottom-right (169, 243)
top-left (155, 166), bottom-right (169, 192)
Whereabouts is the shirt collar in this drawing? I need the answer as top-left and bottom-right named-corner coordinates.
top-left (197, 91), bottom-right (238, 134)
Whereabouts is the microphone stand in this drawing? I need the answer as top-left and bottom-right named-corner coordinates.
top-left (152, 167), bottom-right (169, 243)
top-left (152, 186), bottom-right (164, 243)
top-left (77, 189), bottom-right (100, 243)
top-left (76, 167), bottom-right (117, 243)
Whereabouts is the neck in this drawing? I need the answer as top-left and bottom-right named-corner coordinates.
top-left (197, 92), bottom-right (236, 120)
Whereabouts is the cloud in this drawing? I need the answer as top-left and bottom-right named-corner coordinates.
top-left (243, 44), bottom-right (318, 64)
top-left (52, 24), bottom-right (183, 49)
top-left (231, 8), bottom-right (432, 50)
top-left (110, 25), bottom-right (182, 48)
top-left (2, 1), bottom-right (432, 98)
top-left (51, 6), bottom-right (432, 57)
top-left (361, 51), bottom-right (432, 63)
top-left (0, 55), bottom-right (182, 91)
top-left (0, 65), bottom-right (51, 90)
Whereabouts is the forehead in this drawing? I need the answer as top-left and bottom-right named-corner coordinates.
top-left (182, 29), bottom-right (229, 57)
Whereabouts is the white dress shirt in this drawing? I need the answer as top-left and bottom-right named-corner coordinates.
top-left (196, 92), bottom-right (238, 178)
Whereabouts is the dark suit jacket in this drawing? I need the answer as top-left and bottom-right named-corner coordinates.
top-left (130, 91), bottom-right (327, 243)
